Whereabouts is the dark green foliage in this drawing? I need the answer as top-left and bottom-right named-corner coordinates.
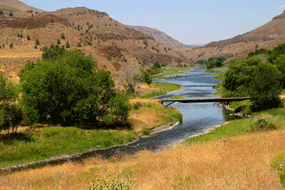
top-left (273, 54), bottom-right (285, 88)
top-left (35, 38), bottom-right (40, 45)
top-left (77, 42), bottom-right (82, 47)
top-left (61, 33), bottom-right (65, 39)
top-left (0, 10), bottom-right (3, 16)
top-left (57, 39), bottom-right (61, 44)
top-left (247, 48), bottom-right (268, 57)
top-left (9, 43), bottom-right (13, 49)
top-left (249, 62), bottom-right (282, 107)
top-left (42, 44), bottom-right (66, 60)
top-left (267, 43), bottom-right (285, 63)
top-left (9, 11), bottom-right (13, 17)
top-left (142, 129), bottom-right (153, 136)
top-left (41, 45), bottom-right (48, 52)
top-left (19, 50), bottom-right (130, 126)
top-left (27, 35), bottom-right (30, 40)
top-left (66, 41), bottom-right (70, 48)
top-left (141, 70), bottom-right (152, 85)
top-left (0, 72), bottom-right (22, 133)
top-left (206, 56), bottom-right (226, 69)
top-left (195, 60), bottom-right (207, 65)
top-left (153, 62), bottom-right (161, 69)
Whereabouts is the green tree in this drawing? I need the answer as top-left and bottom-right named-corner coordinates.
top-left (61, 33), bottom-right (65, 39)
top-left (66, 41), bottom-right (70, 48)
top-left (141, 70), bottom-right (152, 85)
top-left (42, 44), bottom-right (66, 60)
top-left (0, 72), bottom-right (22, 133)
top-left (19, 49), bottom-right (130, 126)
top-left (0, 10), bottom-right (3, 17)
top-left (35, 38), bottom-right (40, 45)
top-left (57, 39), bottom-right (61, 44)
top-left (153, 62), bottom-right (161, 69)
top-left (9, 43), bottom-right (13, 49)
top-left (249, 62), bottom-right (282, 108)
top-left (9, 11), bottom-right (13, 17)
top-left (27, 35), bottom-right (31, 40)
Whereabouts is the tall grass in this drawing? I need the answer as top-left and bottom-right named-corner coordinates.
top-left (187, 109), bottom-right (285, 144)
top-left (139, 82), bottom-right (182, 99)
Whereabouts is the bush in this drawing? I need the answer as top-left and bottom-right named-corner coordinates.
top-left (27, 35), bottom-right (30, 40)
top-left (77, 42), bottom-right (82, 47)
top-left (89, 175), bottom-right (135, 190)
top-left (35, 38), bottom-right (40, 45)
top-left (141, 70), bottom-right (152, 85)
top-left (57, 39), bottom-right (61, 44)
top-left (271, 151), bottom-right (285, 187)
top-left (66, 41), bottom-right (70, 48)
top-left (250, 118), bottom-right (277, 132)
top-left (61, 33), bottom-right (65, 39)
top-left (19, 49), bottom-right (130, 126)
top-left (9, 43), bottom-right (13, 49)
top-left (153, 62), bottom-right (161, 69)
top-left (9, 11), bottom-right (13, 17)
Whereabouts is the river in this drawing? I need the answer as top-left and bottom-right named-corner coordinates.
top-left (1, 68), bottom-right (236, 171)
top-left (90, 68), bottom-right (236, 157)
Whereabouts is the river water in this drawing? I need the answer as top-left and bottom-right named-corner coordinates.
top-left (91, 69), bottom-right (236, 158)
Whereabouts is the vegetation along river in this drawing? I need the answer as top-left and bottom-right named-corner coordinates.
top-left (89, 69), bottom-right (237, 157)
top-left (2, 69), bottom-right (237, 171)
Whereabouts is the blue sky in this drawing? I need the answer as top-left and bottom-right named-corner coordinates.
top-left (21, 0), bottom-right (285, 45)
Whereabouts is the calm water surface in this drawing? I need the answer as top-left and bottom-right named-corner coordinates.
top-left (93, 69), bottom-right (236, 157)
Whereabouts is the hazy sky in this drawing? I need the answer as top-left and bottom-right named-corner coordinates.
top-left (21, 0), bottom-right (285, 45)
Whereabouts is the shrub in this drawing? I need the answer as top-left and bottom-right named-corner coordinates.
top-left (89, 175), bottom-right (135, 190)
top-left (153, 62), bottom-right (161, 69)
top-left (35, 38), bottom-right (40, 45)
top-left (66, 41), bottom-right (70, 48)
top-left (9, 43), bottom-right (13, 49)
top-left (9, 11), bottom-right (13, 17)
top-left (271, 151), bottom-right (285, 187)
top-left (250, 119), bottom-right (277, 132)
top-left (142, 129), bottom-right (153, 136)
top-left (77, 42), bottom-right (82, 47)
top-left (57, 39), bottom-right (61, 44)
top-left (61, 33), bottom-right (65, 39)
top-left (0, 10), bottom-right (3, 16)
top-left (141, 70), bottom-right (152, 85)
top-left (27, 35), bottom-right (30, 40)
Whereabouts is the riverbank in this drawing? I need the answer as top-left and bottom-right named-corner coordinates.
top-left (0, 98), bottom-right (182, 169)
top-left (2, 114), bottom-right (284, 189)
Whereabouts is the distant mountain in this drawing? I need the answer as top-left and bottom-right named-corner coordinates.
top-left (0, 3), bottom-right (192, 81)
top-left (131, 26), bottom-right (193, 52)
top-left (184, 11), bottom-right (285, 63)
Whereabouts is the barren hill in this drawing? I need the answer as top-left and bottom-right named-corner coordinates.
top-left (184, 11), bottom-right (285, 63)
top-left (0, 4), bottom-right (191, 82)
top-left (0, 0), bottom-right (43, 17)
top-left (131, 26), bottom-right (192, 52)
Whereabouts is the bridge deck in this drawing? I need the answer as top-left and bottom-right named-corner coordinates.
top-left (160, 97), bottom-right (251, 103)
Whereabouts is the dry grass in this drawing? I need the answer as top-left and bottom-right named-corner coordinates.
top-left (129, 98), bottom-right (174, 132)
top-left (1, 128), bottom-right (285, 189)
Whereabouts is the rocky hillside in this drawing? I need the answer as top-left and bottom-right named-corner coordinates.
top-left (0, 0), bottom-right (43, 17)
top-left (0, 2), bottom-right (192, 82)
top-left (131, 26), bottom-right (192, 52)
top-left (184, 11), bottom-right (285, 63)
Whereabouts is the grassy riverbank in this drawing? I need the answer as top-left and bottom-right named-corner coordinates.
top-left (0, 98), bottom-right (182, 169)
top-left (2, 109), bottom-right (284, 189)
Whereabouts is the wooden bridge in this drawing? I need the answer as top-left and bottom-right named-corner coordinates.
top-left (159, 97), bottom-right (251, 106)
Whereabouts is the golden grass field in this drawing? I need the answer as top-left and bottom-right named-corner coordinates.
top-left (1, 127), bottom-right (284, 189)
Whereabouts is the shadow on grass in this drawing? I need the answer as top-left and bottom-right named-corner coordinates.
top-left (76, 121), bottom-right (133, 131)
top-left (0, 132), bottom-right (33, 145)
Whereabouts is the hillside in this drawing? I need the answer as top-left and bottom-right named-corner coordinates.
top-left (131, 26), bottom-right (193, 52)
top-left (184, 11), bottom-right (285, 63)
top-left (0, 0), bottom-right (43, 17)
top-left (0, 5), bottom-right (192, 82)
